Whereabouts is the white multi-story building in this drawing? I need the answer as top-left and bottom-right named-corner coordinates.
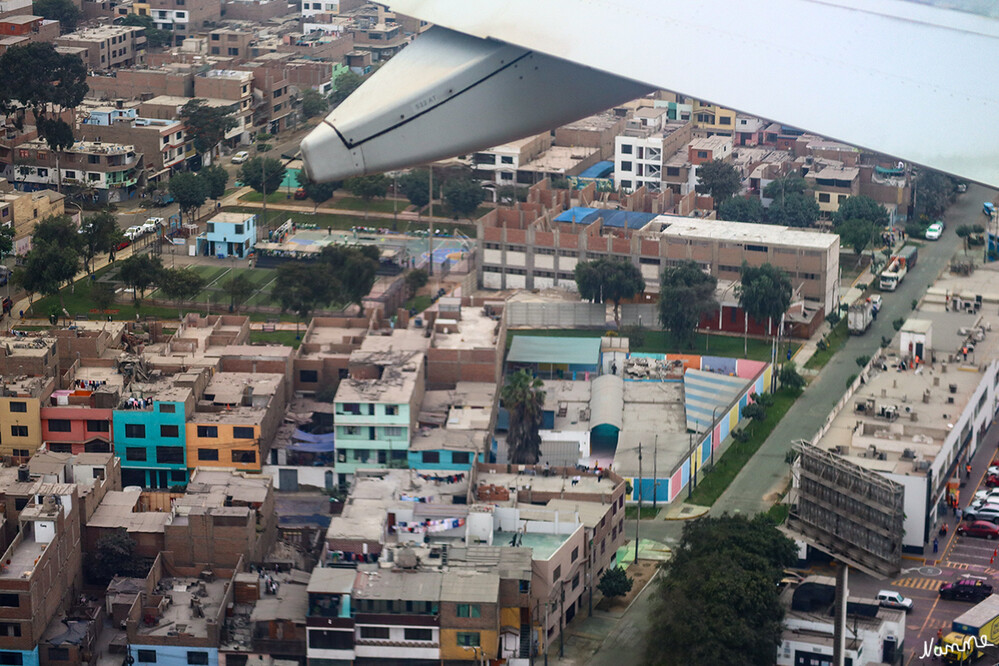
top-left (613, 119), bottom-right (694, 193)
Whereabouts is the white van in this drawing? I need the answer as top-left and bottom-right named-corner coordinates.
top-left (232, 151), bottom-right (250, 164)
top-left (876, 590), bottom-right (913, 612)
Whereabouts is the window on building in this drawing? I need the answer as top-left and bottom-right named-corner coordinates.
top-left (620, 144), bottom-right (632, 154)
top-left (308, 629), bottom-right (353, 649)
top-left (422, 451), bottom-right (440, 464)
top-left (159, 404), bottom-right (175, 413)
top-left (571, 547), bottom-right (579, 562)
top-left (206, 223), bottom-right (215, 233)
top-left (620, 180), bottom-right (632, 189)
top-left (456, 632), bottom-right (481, 647)
top-left (720, 116), bottom-right (732, 125)
top-left (573, 573), bottom-right (580, 590)
top-left (13, 498), bottom-right (27, 511)
top-left (231, 450), bottom-right (256, 464)
top-left (696, 150), bottom-right (708, 159)
top-left (156, 446), bottom-right (184, 464)
top-left (228, 47), bottom-right (238, 56)
top-left (124, 423), bottom-right (145, 438)
top-left (125, 447), bottom-right (146, 462)
top-left (233, 426), bottom-right (254, 439)
top-left (620, 161), bottom-right (633, 172)
top-left (385, 405), bottom-right (398, 416)
top-left (0, 654), bottom-right (24, 666)
top-left (135, 650), bottom-right (156, 664)
top-left (299, 370), bottom-right (318, 383)
top-left (64, 170), bottom-right (76, 179)
top-left (553, 565), bottom-right (561, 581)
top-left (500, 155), bottom-right (514, 164)
top-left (404, 628), bottom-right (432, 641)
top-left (456, 604), bottom-right (481, 618)
top-left (210, 47), bottom-right (220, 55)
top-left (9, 402), bottom-right (26, 413)
top-left (9, 425), bottom-right (27, 437)
top-left (186, 653), bottom-right (208, 666)
top-left (48, 419), bottom-right (71, 432)
top-left (87, 420), bottom-right (110, 432)
top-left (838, 194), bottom-right (847, 203)
top-left (197, 449), bottom-right (219, 461)
top-left (160, 425), bottom-right (179, 438)
top-left (383, 426), bottom-right (403, 438)
top-left (818, 193), bottom-right (830, 203)
top-left (47, 648), bottom-right (68, 662)
top-left (519, 580), bottom-right (530, 594)
top-left (360, 626), bottom-right (390, 639)
top-left (197, 425), bottom-right (218, 438)
top-left (745, 244), bottom-right (768, 253)
top-left (85, 441), bottom-right (111, 453)
top-left (0, 623), bottom-right (20, 637)
top-left (452, 451), bottom-right (471, 465)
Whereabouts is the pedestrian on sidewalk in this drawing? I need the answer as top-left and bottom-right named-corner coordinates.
top-left (933, 537), bottom-right (939, 554)
top-left (957, 507), bottom-right (963, 522)
top-left (967, 462), bottom-right (973, 478)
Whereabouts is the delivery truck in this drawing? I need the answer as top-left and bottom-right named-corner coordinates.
top-left (879, 245), bottom-right (918, 291)
top-left (941, 593), bottom-right (999, 664)
top-left (848, 297), bottom-right (877, 334)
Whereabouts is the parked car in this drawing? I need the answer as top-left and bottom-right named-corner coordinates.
top-left (988, 465), bottom-right (999, 476)
top-left (141, 217), bottom-right (164, 234)
top-left (876, 590), bottom-right (913, 612)
top-left (925, 222), bottom-right (944, 240)
top-left (956, 182), bottom-right (968, 193)
top-left (940, 578), bottom-right (993, 602)
top-left (1, 297), bottom-right (11, 315)
top-left (0, 266), bottom-right (10, 287)
top-left (963, 507), bottom-right (999, 524)
top-left (294, 187), bottom-right (307, 200)
top-left (986, 473), bottom-right (999, 488)
top-left (232, 151), bottom-right (250, 164)
top-left (123, 226), bottom-right (143, 240)
top-left (113, 239), bottom-right (131, 251)
top-left (975, 488), bottom-right (999, 502)
top-left (957, 521), bottom-right (999, 539)
top-left (985, 202), bottom-right (995, 217)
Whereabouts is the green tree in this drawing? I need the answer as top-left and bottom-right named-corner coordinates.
top-left (442, 178), bottom-right (485, 220)
top-left (501, 370), bottom-right (545, 465)
top-left (17, 236), bottom-right (79, 310)
top-left (201, 164), bottom-right (229, 200)
top-left (913, 169), bottom-right (955, 219)
top-left (296, 169), bottom-right (337, 211)
top-left (767, 192), bottom-right (820, 228)
top-left (78, 209), bottom-right (121, 275)
top-left (779, 362), bottom-right (806, 391)
top-left (741, 401), bottom-right (767, 426)
top-left (120, 13), bottom-right (171, 48)
top-left (91, 281), bottom-right (115, 313)
top-left (32, 0), bottom-right (80, 30)
top-left (694, 159), bottom-right (741, 206)
top-left (179, 99), bottom-right (237, 156)
top-left (834, 195), bottom-right (889, 228)
top-left (762, 174), bottom-right (808, 200)
top-left (0, 225), bottom-right (13, 259)
top-left (658, 260), bottom-right (718, 349)
top-left (597, 566), bottom-right (633, 600)
top-left (158, 268), bottom-right (206, 317)
top-left (398, 169), bottom-right (430, 210)
top-left (344, 174), bottom-right (389, 219)
top-left (118, 254), bottom-right (163, 302)
top-left (271, 262), bottom-right (337, 335)
top-left (718, 196), bottom-right (763, 223)
top-left (30, 213), bottom-right (80, 249)
top-left (223, 273), bottom-right (254, 313)
top-left (168, 172), bottom-right (209, 225)
top-left (85, 529), bottom-right (151, 584)
top-left (739, 262), bottom-right (792, 354)
top-left (646, 514), bottom-right (795, 666)
top-left (239, 157), bottom-right (286, 198)
top-left (301, 88), bottom-right (329, 118)
top-left (330, 71), bottom-right (363, 106)
top-left (837, 217), bottom-right (879, 266)
top-left (0, 42), bottom-right (87, 192)
top-left (318, 244), bottom-right (378, 309)
top-left (405, 268), bottom-right (429, 298)
top-left (956, 224), bottom-right (972, 253)
top-left (574, 258), bottom-right (645, 327)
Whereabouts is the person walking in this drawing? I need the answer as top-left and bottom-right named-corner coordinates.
top-left (933, 537), bottom-right (939, 554)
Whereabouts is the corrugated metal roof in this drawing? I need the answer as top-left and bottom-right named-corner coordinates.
top-left (507, 336), bottom-right (601, 367)
top-left (589, 374), bottom-right (623, 430)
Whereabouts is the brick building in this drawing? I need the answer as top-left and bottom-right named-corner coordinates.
top-left (55, 25), bottom-right (147, 69)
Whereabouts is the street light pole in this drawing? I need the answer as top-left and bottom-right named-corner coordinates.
top-left (635, 441), bottom-right (642, 562)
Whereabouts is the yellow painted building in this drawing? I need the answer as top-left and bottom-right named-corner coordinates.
top-left (692, 101), bottom-right (737, 136)
top-left (0, 377), bottom-right (55, 460)
top-left (185, 421), bottom-right (262, 472)
top-left (439, 628), bottom-right (499, 662)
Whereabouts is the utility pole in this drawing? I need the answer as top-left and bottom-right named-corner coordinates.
top-left (635, 441), bottom-right (642, 562)
top-left (559, 585), bottom-right (564, 659)
top-left (427, 166), bottom-right (434, 276)
top-left (652, 433), bottom-right (658, 510)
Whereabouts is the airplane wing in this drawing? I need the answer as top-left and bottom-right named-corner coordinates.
top-left (301, 0), bottom-right (999, 187)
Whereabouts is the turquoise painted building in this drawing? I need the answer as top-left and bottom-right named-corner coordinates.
top-left (0, 647), bottom-right (37, 666)
top-left (114, 390), bottom-right (192, 489)
top-left (407, 448), bottom-right (485, 470)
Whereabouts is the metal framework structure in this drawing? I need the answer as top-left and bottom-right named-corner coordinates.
top-left (787, 441), bottom-right (904, 579)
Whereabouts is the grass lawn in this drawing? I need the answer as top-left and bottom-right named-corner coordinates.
top-left (404, 294), bottom-right (433, 314)
top-left (331, 196), bottom-right (408, 214)
top-left (804, 319), bottom-right (849, 370)
top-left (249, 329), bottom-right (304, 348)
top-left (27, 278), bottom-right (180, 321)
top-left (766, 503), bottom-right (789, 525)
top-left (239, 191), bottom-right (291, 204)
top-left (624, 505), bottom-right (660, 520)
top-left (226, 207), bottom-right (375, 232)
top-left (505, 328), bottom-right (793, 362)
top-left (687, 387), bottom-right (802, 506)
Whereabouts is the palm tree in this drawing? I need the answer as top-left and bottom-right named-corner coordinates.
top-left (501, 370), bottom-right (546, 464)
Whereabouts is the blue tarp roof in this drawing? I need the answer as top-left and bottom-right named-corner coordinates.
top-left (554, 207), bottom-right (659, 230)
top-left (507, 335), bottom-right (601, 367)
top-left (578, 161), bottom-right (614, 179)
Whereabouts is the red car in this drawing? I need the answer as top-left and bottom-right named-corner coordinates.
top-left (987, 474), bottom-right (999, 488)
top-left (114, 239), bottom-right (131, 251)
top-left (957, 520), bottom-right (999, 539)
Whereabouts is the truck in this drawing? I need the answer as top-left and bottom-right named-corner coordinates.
top-left (151, 192), bottom-right (174, 207)
top-left (941, 593), bottom-right (999, 664)
top-left (848, 298), bottom-right (875, 334)
top-left (879, 245), bottom-right (918, 291)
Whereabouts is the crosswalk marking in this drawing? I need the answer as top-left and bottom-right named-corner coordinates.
top-left (941, 561), bottom-right (971, 570)
top-left (892, 577), bottom-right (943, 591)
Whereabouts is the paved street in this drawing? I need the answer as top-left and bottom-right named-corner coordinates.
top-left (713, 184), bottom-right (998, 516)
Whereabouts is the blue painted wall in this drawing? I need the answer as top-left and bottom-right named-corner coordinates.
top-left (130, 644), bottom-right (218, 666)
top-left (113, 400), bottom-right (188, 488)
